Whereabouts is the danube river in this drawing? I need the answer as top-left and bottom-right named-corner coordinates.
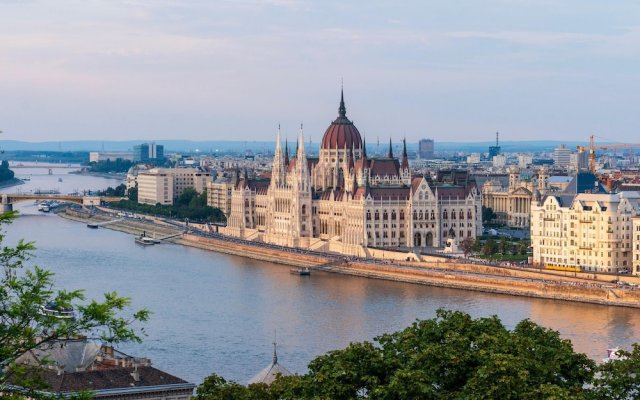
top-left (2, 166), bottom-right (640, 385)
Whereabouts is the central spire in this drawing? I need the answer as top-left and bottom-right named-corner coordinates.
top-left (338, 86), bottom-right (346, 118)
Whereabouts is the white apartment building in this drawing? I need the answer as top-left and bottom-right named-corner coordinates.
top-left (517, 153), bottom-right (533, 168)
top-left (137, 168), bottom-right (210, 205)
top-left (492, 154), bottom-right (506, 168)
top-left (89, 151), bottom-right (134, 162)
top-left (466, 153), bottom-right (481, 164)
top-left (553, 144), bottom-right (572, 168)
top-left (531, 191), bottom-right (640, 274)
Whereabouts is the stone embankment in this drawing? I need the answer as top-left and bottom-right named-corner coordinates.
top-left (59, 208), bottom-right (640, 308)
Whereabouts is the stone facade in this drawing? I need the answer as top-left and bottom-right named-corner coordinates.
top-left (531, 191), bottom-right (640, 274)
top-left (223, 92), bottom-right (482, 255)
top-left (481, 166), bottom-right (549, 228)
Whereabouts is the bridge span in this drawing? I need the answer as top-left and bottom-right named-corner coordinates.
top-left (1, 194), bottom-right (125, 212)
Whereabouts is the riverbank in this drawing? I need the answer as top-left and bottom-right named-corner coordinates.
top-left (69, 170), bottom-right (126, 179)
top-left (57, 208), bottom-right (640, 308)
top-left (0, 178), bottom-right (25, 190)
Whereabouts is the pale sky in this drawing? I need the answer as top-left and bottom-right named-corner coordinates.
top-left (1, 0), bottom-right (639, 143)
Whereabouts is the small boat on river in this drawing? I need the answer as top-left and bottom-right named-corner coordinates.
top-left (135, 235), bottom-right (156, 246)
top-left (290, 267), bottom-right (311, 276)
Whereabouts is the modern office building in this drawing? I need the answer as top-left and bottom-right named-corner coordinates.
top-left (133, 143), bottom-right (165, 163)
top-left (553, 144), bottom-right (572, 168)
top-left (418, 139), bottom-right (435, 159)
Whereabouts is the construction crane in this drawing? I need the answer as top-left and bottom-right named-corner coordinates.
top-left (577, 135), bottom-right (640, 173)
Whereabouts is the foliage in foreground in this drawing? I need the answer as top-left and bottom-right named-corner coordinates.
top-left (0, 211), bottom-right (150, 398)
top-left (197, 309), bottom-right (640, 400)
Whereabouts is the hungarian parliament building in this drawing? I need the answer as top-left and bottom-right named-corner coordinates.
top-left (223, 91), bottom-right (482, 255)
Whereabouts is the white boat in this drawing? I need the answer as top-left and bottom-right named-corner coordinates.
top-left (135, 236), bottom-right (155, 245)
top-left (41, 205), bottom-right (50, 212)
top-left (603, 348), bottom-right (626, 363)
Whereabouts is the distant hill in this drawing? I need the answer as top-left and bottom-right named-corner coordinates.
top-left (0, 139), bottom-right (587, 154)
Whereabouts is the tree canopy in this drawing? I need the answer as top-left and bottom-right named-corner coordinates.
top-left (196, 310), bottom-right (640, 400)
top-left (0, 211), bottom-right (149, 398)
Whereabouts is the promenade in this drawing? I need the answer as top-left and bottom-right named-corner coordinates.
top-left (59, 207), bottom-right (640, 308)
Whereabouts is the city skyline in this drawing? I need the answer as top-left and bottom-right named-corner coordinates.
top-left (1, 0), bottom-right (639, 142)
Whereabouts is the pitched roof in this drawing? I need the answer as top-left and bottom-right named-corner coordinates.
top-left (16, 365), bottom-right (192, 394)
top-left (368, 158), bottom-right (400, 177)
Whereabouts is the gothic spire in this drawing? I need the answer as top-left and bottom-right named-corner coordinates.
top-left (387, 137), bottom-right (393, 158)
top-left (362, 137), bottom-right (367, 159)
top-left (273, 340), bottom-right (278, 364)
top-left (284, 138), bottom-right (289, 166)
top-left (401, 138), bottom-right (409, 170)
top-left (338, 86), bottom-right (346, 118)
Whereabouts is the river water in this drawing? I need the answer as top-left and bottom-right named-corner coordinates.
top-left (2, 165), bottom-right (640, 385)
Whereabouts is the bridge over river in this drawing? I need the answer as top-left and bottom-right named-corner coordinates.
top-left (1, 193), bottom-right (125, 212)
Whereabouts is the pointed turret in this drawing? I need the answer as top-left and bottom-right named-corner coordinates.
top-left (284, 138), bottom-right (290, 166)
top-left (387, 138), bottom-right (393, 158)
top-left (348, 145), bottom-right (355, 170)
top-left (271, 125), bottom-right (285, 187)
top-left (362, 138), bottom-right (367, 160)
top-left (296, 123), bottom-right (310, 192)
top-left (338, 86), bottom-right (346, 118)
top-left (401, 138), bottom-right (409, 170)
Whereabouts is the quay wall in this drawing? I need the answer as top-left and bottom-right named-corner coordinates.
top-left (58, 209), bottom-right (640, 308)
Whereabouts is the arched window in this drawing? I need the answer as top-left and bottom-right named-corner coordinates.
top-left (366, 210), bottom-right (371, 220)
top-left (419, 211), bottom-right (423, 220)
top-left (413, 210), bottom-right (417, 220)
top-left (375, 211), bottom-right (380, 220)
top-left (391, 210), bottom-right (397, 220)
top-left (383, 211), bottom-right (388, 220)
top-left (460, 210), bottom-right (464, 219)
top-left (451, 210), bottom-right (456, 219)
top-left (430, 210), bottom-right (435, 220)
top-left (443, 210), bottom-right (448, 219)
top-left (302, 205), bottom-right (307, 215)
top-left (468, 210), bottom-right (473, 219)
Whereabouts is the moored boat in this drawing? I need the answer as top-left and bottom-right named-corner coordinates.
top-left (135, 236), bottom-right (155, 245)
top-left (290, 267), bottom-right (311, 276)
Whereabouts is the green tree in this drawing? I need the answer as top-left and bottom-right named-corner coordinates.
top-left (483, 238), bottom-right (497, 256)
top-left (589, 344), bottom-right (640, 400)
top-left (460, 237), bottom-right (475, 258)
top-left (0, 211), bottom-right (149, 397)
top-left (482, 206), bottom-right (495, 224)
top-left (499, 236), bottom-right (509, 255)
top-left (128, 186), bottom-right (138, 202)
top-left (198, 310), bottom-right (596, 400)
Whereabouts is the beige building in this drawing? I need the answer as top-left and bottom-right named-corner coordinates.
top-left (223, 91), bottom-right (482, 255)
top-left (137, 168), bottom-right (210, 205)
top-left (531, 189), bottom-right (640, 274)
top-left (207, 179), bottom-right (235, 216)
top-left (482, 166), bottom-right (548, 228)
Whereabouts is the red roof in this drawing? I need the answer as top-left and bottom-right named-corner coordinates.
top-left (369, 158), bottom-right (400, 177)
top-left (321, 122), bottom-right (362, 150)
top-left (320, 90), bottom-right (363, 150)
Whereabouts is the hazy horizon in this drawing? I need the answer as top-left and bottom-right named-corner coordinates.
top-left (1, 1), bottom-right (639, 143)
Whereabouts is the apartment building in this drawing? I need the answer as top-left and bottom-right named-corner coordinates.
top-left (531, 191), bottom-right (640, 274)
top-left (137, 168), bottom-right (210, 205)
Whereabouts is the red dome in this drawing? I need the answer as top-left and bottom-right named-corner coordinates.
top-left (320, 91), bottom-right (362, 150)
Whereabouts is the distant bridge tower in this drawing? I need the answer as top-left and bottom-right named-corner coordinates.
top-left (1, 195), bottom-right (12, 212)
